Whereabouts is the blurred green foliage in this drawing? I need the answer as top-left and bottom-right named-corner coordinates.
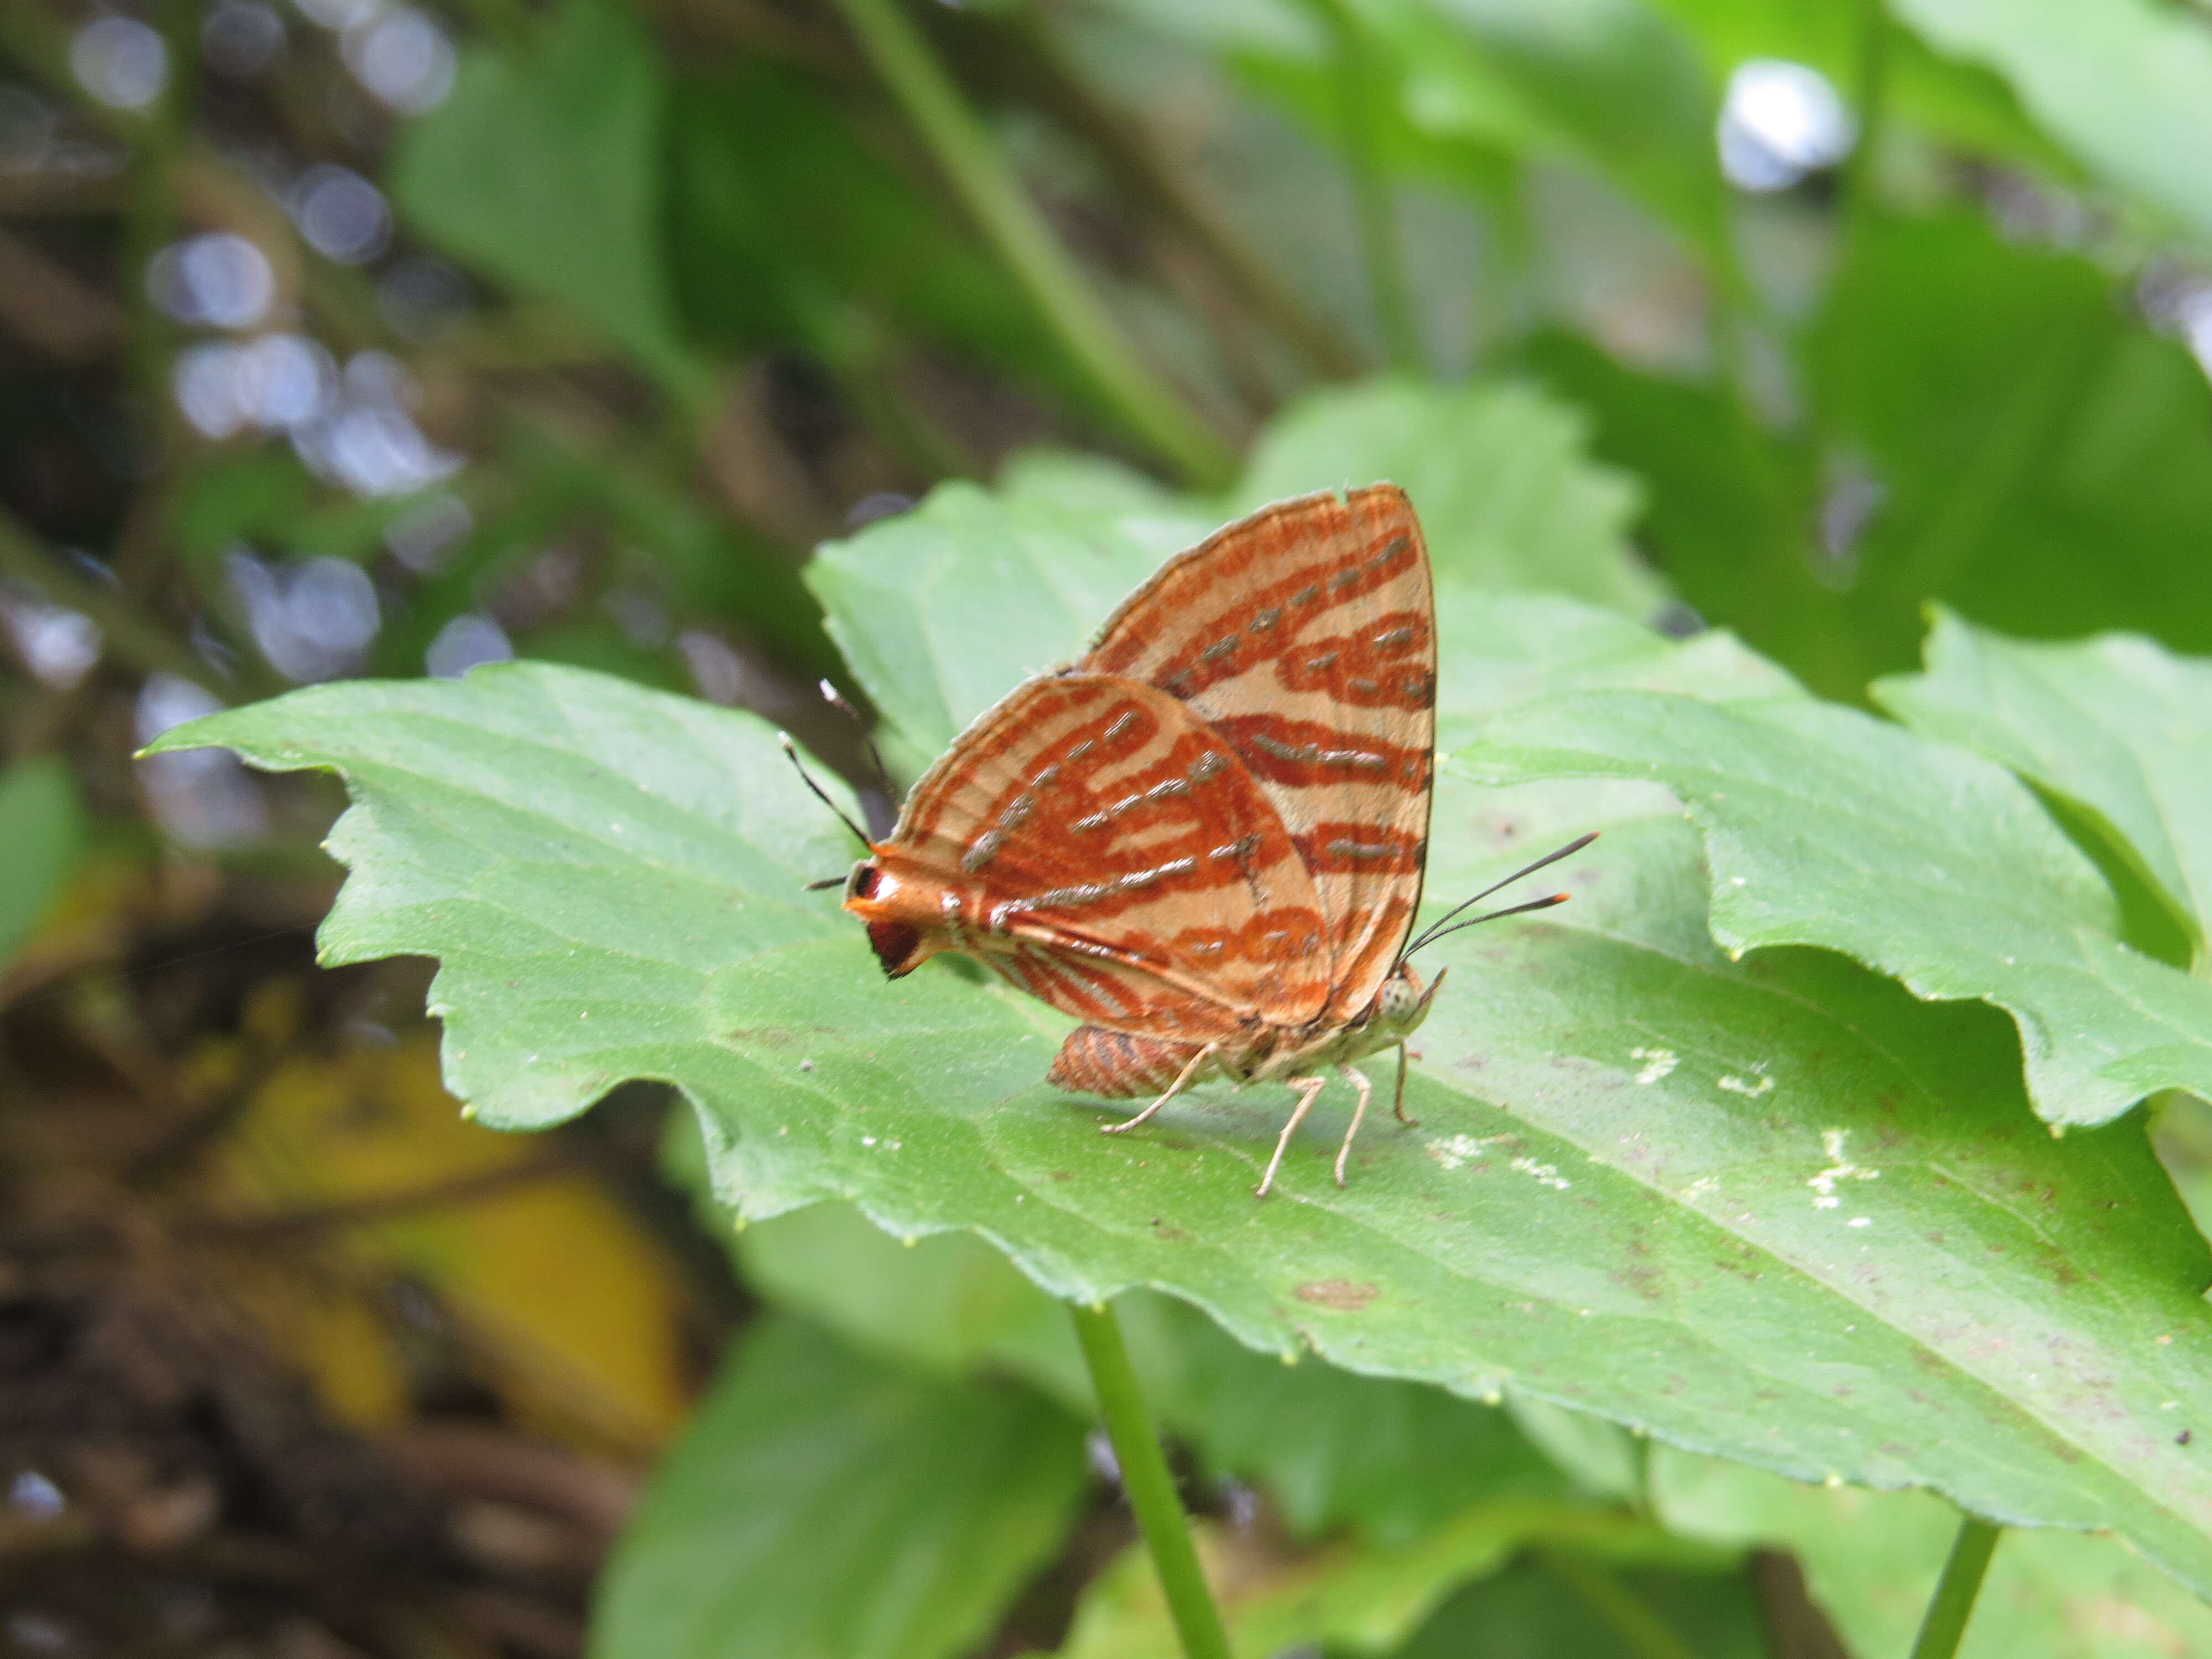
top-left (12, 0), bottom-right (2212, 1656)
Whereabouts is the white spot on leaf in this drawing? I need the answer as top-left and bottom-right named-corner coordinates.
top-left (1510, 1156), bottom-right (1570, 1191)
top-left (1630, 1046), bottom-right (1678, 1084)
top-left (1719, 1072), bottom-right (1774, 1097)
top-left (1808, 1128), bottom-right (1880, 1210)
top-left (1425, 1133), bottom-right (1510, 1171)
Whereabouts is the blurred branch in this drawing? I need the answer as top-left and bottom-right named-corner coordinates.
top-left (823, 0), bottom-right (1237, 487)
top-left (123, 0), bottom-right (197, 411)
top-left (0, 505), bottom-right (224, 696)
top-left (1300, 0), bottom-right (1420, 373)
top-left (0, 227), bottom-right (123, 361)
top-left (974, 10), bottom-right (1363, 382)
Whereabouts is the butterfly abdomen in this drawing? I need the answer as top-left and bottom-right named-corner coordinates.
top-left (1048, 1025), bottom-right (1217, 1098)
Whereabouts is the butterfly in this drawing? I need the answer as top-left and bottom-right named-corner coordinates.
top-left (800, 484), bottom-right (1590, 1196)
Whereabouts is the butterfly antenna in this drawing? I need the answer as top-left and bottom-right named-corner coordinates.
top-left (780, 732), bottom-right (871, 851)
top-left (1401, 831), bottom-right (1598, 961)
top-left (818, 679), bottom-right (898, 805)
top-left (1404, 891), bottom-right (1572, 955)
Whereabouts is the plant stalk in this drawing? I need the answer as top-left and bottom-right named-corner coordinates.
top-left (1842, 0), bottom-right (1891, 251)
top-left (1068, 1300), bottom-right (1231, 1659)
top-left (825, 0), bottom-right (1235, 488)
top-left (1908, 1514), bottom-right (2002, 1659)
top-left (1306, 0), bottom-right (1420, 372)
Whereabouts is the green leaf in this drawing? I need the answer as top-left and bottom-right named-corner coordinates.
top-left (1373, 0), bottom-right (1729, 259)
top-left (590, 1313), bottom-right (1089, 1659)
top-left (1656, 1448), bottom-right (2212, 1659)
top-left (1531, 213), bottom-right (2212, 699)
top-left (1890, 0), bottom-right (2212, 246)
top-left (1125, 0), bottom-right (1730, 263)
top-left (664, 62), bottom-right (1087, 413)
top-left (1051, 1501), bottom-right (1725, 1659)
top-left (0, 755), bottom-right (82, 967)
top-left (1813, 215), bottom-right (2212, 658)
top-left (1234, 377), bottom-right (1660, 613)
top-left (1388, 1551), bottom-right (1770, 1659)
top-left (387, 1), bottom-right (706, 405)
top-left (150, 610), bottom-right (2212, 1602)
top-left (1875, 609), bottom-right (2212, 969)
top-left (728, 1197), bottom-right (1572, 1545)
top-left (1519, 328), bottom-right (1858, 693)
top-left (1455, 685), bottom-right (2212, 1128)
top-left (806, 471), bottom-right (1210, 760)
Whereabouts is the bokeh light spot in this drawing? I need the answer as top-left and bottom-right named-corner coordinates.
top-left (70, 15), bottom-right (168, 110)
top-left (1718, 60), bottom-right (1854, 194)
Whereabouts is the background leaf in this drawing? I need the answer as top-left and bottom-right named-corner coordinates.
top-left (1387, 1550), bottom-right (1771, 1659)
top-left (1656, 1449), bottom-right (2212, 1659)
top-left (388, 0), bottom-right (706, 403)
top-left (0, 754), bottom-right (82, 969)
top-left (1051, 1499), bottom-right (1724, 1659)
top-left (1875, 609), bottom-right (2212, 969)
top-left (1891, 0), bottom-right (2212, 245)
top-left (1531, 212), bottom-right (2212, 700)
top-left (589, 1312), bottom-right (1089, 1659)
top-left (717, 1193), bottom-right (1573, 1544)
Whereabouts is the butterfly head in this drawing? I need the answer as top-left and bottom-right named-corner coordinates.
top-left (1374, 962), bottom-right (1446, 1041)
top-left (839, 853), bottom-right (940, 979)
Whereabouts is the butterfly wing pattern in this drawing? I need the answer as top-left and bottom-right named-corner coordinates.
top-left (858, 672), bottom-right (1333, 1040)
top-left (841, 484), bottom-right (1451, 1194)
top-left (1083, 485), bottom-right (1435, 1022)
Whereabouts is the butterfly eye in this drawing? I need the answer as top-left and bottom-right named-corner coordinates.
top-left (845, 863), bottom-right (880, 901)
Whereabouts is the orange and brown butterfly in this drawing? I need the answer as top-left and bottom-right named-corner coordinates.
top-left (796, 484), bottom-right (1592, 1196)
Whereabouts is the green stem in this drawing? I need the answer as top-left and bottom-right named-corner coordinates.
top-left (825, 0), bottom-right (1235, 488)
top-left (1842, 0), bottom-right (1891, 251)
top-left (1306, 0), bottom-right (1419, 372)
top-left (122, 0), bottom-right (194, 416)
top-left (1908, 1515), bottom-right (2001, 1659)
top-left (1068, 1301), bottom-right (1231, 1659)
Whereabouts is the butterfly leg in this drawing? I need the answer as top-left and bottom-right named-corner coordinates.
top-left (1332, 1063), bottom-right (1373, 1187)
top-left (1100, 1041), bottom-right (1219, 1136)
top-left (1391, 1044), bottom-right (1419, 1128)
top-left (1257, 1073), bottom-right (1329, 1198)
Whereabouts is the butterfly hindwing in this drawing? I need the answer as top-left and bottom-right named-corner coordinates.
top-left (1082, 485), bottom-right (1436, 1021)
top-left (873, 671), bottom-right (1333, 1042)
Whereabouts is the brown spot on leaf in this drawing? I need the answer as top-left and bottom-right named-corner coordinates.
top-left (1295, 1279), bottom-right (1377, 1312)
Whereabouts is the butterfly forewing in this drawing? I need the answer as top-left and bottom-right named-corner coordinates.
top-left (876, 672), bottom-right (1333, 1041)
top-left (1082, 486), bottom-right (1436, 1021)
